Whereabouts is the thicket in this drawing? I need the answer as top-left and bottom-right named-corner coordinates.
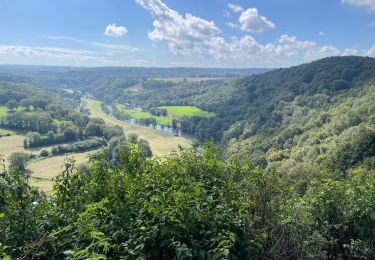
top-left (1, 145), bottom-right (375, 259)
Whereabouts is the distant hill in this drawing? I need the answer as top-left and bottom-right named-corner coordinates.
top-left (181, 56), bottom-right (375, 172)
top-left (0, 65), bottom-right (272, 87)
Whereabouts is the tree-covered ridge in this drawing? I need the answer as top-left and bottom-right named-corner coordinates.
top-left (177, 57), bottom-right (375, 168)
top-left (1, 145), bottom-right (375, 258)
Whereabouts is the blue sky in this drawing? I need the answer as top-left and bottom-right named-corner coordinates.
top-left (0, 0), bottom-right (375, 68)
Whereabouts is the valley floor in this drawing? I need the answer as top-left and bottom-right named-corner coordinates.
top-left (83, 98), bottom-right (192, 157)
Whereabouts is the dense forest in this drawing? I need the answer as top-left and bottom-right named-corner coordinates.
top-left (1, 56), bottom-right (375, 258)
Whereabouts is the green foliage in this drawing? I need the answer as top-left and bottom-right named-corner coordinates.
top-left (6, 99), bottom-right (17, 111)
top-left (51, 137), bottom-right (106, 155)
top-left (0, 144), bottom-right (375, 258)
top-left (8, 152), bottom-right (31, 171)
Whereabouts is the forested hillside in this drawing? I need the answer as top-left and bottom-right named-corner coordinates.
top-left (180, 57), bottom-right (375, 171)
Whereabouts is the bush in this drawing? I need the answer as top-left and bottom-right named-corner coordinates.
top-left (40, 149), bottom-right (50, 157)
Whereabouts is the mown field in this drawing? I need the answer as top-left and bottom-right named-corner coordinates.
top-left (0, 135), bottom-right (26, 164)
top-left (0, 133), bottom-right (95, 192)
top-left (116, 104), bottom-right (172, 126)
top-left (28, 150), bottom-right (96, 193)
top-left (84, 99), bottom-right (191, 156)
top-left (159, 106), bottom-right (215, 118)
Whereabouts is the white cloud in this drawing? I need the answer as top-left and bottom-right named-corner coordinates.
top-left (366, 45), bottom-right (375, 56)
top-left (0, 45), bottom-right (142, 67)
top-left (0, 45), bottom-right (107, 65)
top-left (228, 3), bottom-right (244, 13)
top-left (304, 45), bottom-right (341, 61)
top-left (343, 48), bottom-right (358, 56)
top-left (342, 0), bottom-right (375, 10)
top-left (0, 45), bottom-right (95, 56)
top-left (136, 0), bottom-right (351, 67)
top-left (42, 35), bottom-right (138, 53)
top-left (319, 32), bottom-right (326, 36)
top-left (226, 22), bottom-right (238, 28)
top-left (238, 8), bottom-right (275, 32)
top-left (104, 24), bottom-right (128, 37)
top-left (136, 0), bottom-right (220, 55)
top-left (43, 35), bottom-right (77, 41)
top-left (91, 42), bottom-right (138, 52)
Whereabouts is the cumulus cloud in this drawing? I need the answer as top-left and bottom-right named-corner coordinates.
top-left (238, 8), bottom-right (275, 32)
top-left (228, 3), bottom-right (244, 13)
top-left (342, 0), bottom-right (375, 10)
top-left (136, 0), bottom-right (350, 67)
top-left (136, 0), bottom-right (220, 55)
top-left (104, 24), bottom-right (128, 37)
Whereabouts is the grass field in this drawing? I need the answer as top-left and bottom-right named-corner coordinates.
top-left (116, 104), bottom-right (172, 126)
top-left (84, 98), bottom-right (191, 156)
top-left (0, 134), bottom-right (69, 166)
top-left (0, 106), bottom-right (7, 116)
top-left (159, 106), bottom-right (215, 118)
top-left (0, 128), bottom-right (16, 135)
top-left (0, 133), bottom-right (99, 192)
top-left (29, 150), bottom-right (96, 192)
top-left (0, 135), bottom-right (26, 165)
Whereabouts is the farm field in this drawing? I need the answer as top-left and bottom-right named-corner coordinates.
top-left (0, 135), bottom-right (26, 165)
top-left (159, 106), bottom-right (215, 118)
top-left (84, 98), bottom-right (191, 156)
top-left (116, 104), bottom-right (172, 126)
top-left (0, 134), bottom-right (93, 192)
top-left (0, 134), bottom-right (61, 165)
top-left (28, 150), bottom-right (96, 193)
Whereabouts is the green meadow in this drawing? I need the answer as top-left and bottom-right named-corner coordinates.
top-left (0, 106), bottom-right (7, 116)
top-left (159, 106), bottom-right (215, 118)
top-left (116, 104), bottom-right (172, 126)
top-left (115, 104), bottom-right (215, 126)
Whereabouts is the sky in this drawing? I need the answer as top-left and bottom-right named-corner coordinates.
top-left (0, 0), bottom-right (375, 68)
